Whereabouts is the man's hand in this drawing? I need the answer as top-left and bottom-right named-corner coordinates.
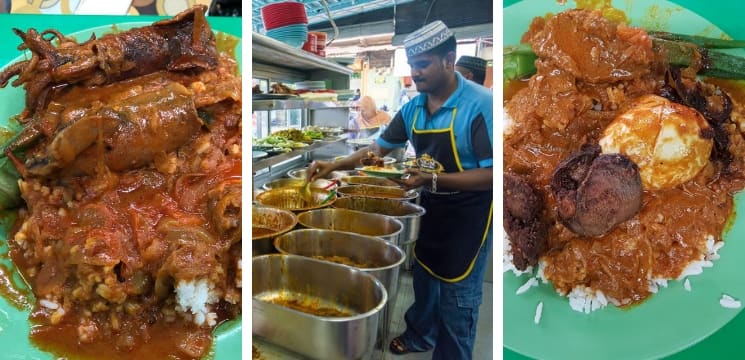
top-left (306, 160), bottom-right (337, 182)
top-left (392, 168), bottom-right (432, 190)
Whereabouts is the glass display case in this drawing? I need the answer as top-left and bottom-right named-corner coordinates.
top-left (252, 32), bottom-right (355, 187)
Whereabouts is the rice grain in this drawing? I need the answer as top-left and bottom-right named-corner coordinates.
top-left (720, 294), bottom-right (741, 309)
top-left (516, 277), bottom-right (538, 295)
top-left (534, 302), bottom-right (543, 324)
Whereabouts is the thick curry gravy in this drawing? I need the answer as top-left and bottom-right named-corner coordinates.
top-left (505, 10), bottom-right (745, 306)
top-left (507, 82), bottom-right (745, 304)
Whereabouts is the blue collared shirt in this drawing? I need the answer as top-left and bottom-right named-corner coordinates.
top-left (377, 72), bottom-right (493, 169)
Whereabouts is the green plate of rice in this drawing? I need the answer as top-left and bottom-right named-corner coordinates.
top-left (503, 1), bottom-right (745, 359)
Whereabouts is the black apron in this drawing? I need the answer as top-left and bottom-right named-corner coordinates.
top-left (410, 107), bottom-right (493, 282)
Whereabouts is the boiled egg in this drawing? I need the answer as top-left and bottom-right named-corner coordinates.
top-left (599, 94), bottom-right (712, 190)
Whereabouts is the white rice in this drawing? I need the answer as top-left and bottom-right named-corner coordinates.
top-left (506, 231), bottom-right (726, 314)
top-left (536, 259), bottom-right (548, 284)
top-left (516, 277), bottom-right (539, 295)
top-left (676, 235), bottom-right (719, 280)
top-left (39, 299), bottom-right (59, 310)
top-left (649, 278), bottom-right (669, 294)
top-left (503, 108), bottom-right (514, 136)
top-left (503, 232), bottom-right (533, 276)
top-left (720, 294), bottom-right (742, 309)
top-left (236, 258), bottom-right (242, 288)
top-left (705, 235), bottom-right (724, 261)
top-left (175, 278), bottom-right (220, 326)
top-left (567, 286), bottom-right (609, 313)
top-left (534, 302), bottom-right (543, 324)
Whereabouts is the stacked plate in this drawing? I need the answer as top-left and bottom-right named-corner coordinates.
top-left (314, 31), bottom-right (327, 57)
top-left (301, 32), bottom-right (318, 53)
top-left (294, 80), bottom-right (327, 91)
top-left (335, 89), bottom-right (356, 101)
top-left (261, 1), bottom-right (308, 48)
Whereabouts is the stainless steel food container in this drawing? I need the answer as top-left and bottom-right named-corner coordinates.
top-left (296, 208), bottom-right (403, 244)
top-left (332, 197), bottom-right (425, 270)
top-left (253, 254), bottom-right (387, 360)
top-left (262, 178), bottom-right (335, 191)
top-left (336, 184), bottom-right (419, 202)
top-left (341, 175), bottom-right (399, 187)
top-left (273, 229), bottom-right (407, 351)
top-left (254, 186), bottom-right (337, 212)
top-left (252, 205), bottom-right (298, 257)
top-left (286, 167), bottom-right (309, 179)
top-left (287, 167), bottom-right (359, 180)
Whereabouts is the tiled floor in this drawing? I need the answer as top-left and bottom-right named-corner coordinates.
top-left (381, 270), bottom-right (494, 360)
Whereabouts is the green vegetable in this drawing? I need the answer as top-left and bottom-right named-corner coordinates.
top-left (303, 130), bottom-right (324, 139)
top-left (504, 37), bottom-right (745, 82)
top-left (652, 38), bottom-right (745, 80)
top-left (503, 43), bottom-right (537, 82)
top-left (649, 32), bottom-right (745, 49)
top-left (0, 157), bottom-right (21, 210)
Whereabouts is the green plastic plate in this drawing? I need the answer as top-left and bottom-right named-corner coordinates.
top-left (504, 1), bottom-right (745, 359)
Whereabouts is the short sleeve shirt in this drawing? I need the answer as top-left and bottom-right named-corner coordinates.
top-left (377, 72), bottom-right (493, 169)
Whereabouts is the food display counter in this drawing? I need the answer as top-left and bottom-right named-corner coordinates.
top-left (252, 27), bottom-right (407, 360)
top-left (252, 32), bottom-right (356, 189)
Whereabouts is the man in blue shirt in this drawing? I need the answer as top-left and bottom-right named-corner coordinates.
top-left (307, 20), bottom-right (493, 360)
top-left (456, 55), bottom-right (488, 85)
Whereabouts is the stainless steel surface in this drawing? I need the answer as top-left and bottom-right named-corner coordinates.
top-left (252, 205), bottom-right (299, 257)
top-left (297, 208), bottom-right (403, 244)
top-left (332, 197), bottom-right (425, 271)
top-left (253, 99), bottom-right (353, 111)
top-left (336, 184), bottom-right (419, 202)
top-left (251, 0), bottom-right (417, 31)
top-left (274, 229), bottom-right (406, 354)
top-left (262, 178), bottom-right (335, 191)
top-left (341, 176), bottom-right (399, 187)
top-left (287, 167), bottom-right (309, 179)
top-left (287, 167), bottom-right (358, 181)
top-left (253, 254), bottom-right (386, 360)
top-left (255, 187), bottom-right (337, 212)
top-left (253, 150), bottom-right (268, 160)
top-left (329, 170), bottom-right (361, 179)
top-left (273, 229), bottom-right (405, 292)
top-left (253, 32), bottom-right (353, 74)
top-left (252, 135), bottom-right (348, 171)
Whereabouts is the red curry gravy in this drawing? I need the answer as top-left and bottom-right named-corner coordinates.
top-left (504, 9), bottom-right (745, 305)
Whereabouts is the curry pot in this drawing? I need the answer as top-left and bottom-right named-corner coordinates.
top-left (252, 205), bottom-right (298, 257)
top-left (274, 229), bottom-right (406, 351)
top-left (254, 186), bottom-right (337, 212)
top-left (262, 177), bottom-right (335, 191)
top-left (335, 184), bottom-right (419, 202)
top-left (332, 196), bottom-right (425, 244)
top-left (253, 254), bottom-right (386, 360)
top-left (341, 175), bottom-right (399, 187)
top-left (296, 208), bottom-right (403, 244)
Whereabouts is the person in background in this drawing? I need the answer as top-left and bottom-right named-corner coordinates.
top-left (399, 84), bottom-right (412, 109)
top-left (356, 95), bottom-right (391, 129)
top-left (351, 88), bottom-right (361, 101)
top-left (455, 55), bottom-right (487, 85)
top-left (307, 20), bottom-right (492, 360)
